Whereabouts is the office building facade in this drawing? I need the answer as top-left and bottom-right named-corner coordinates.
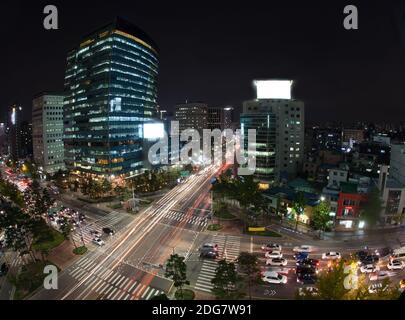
top-left (175, 102), bottom-right (208, 134)
top-left (32, 93), bottom-right (66, 174)
top-left (63, 17), bottom-right (159, 177)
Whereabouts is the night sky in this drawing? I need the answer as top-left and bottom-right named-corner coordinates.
top-left (2, 0), bottom-right (405, 123)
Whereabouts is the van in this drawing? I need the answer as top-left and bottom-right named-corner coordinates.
top-left (391, 247), bottom-right (405, 261)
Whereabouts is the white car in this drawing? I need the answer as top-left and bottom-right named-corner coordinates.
top-left (266, 258), bottom-right (288, 266)
top-left (322, 252), bottom-right (341, 260)
top-left (360, 264), bottom-right (379, 273)
top-left (265, 251), bottom-right (283, 259)
top-left (92, 238), bottom-right (105, 246)
top-left (262, 271), bottom-right (287, 284)
top-left (265, 267), bottom-right (290, 275)
top-left (387, 259), bottom-right (404, 270)
top-left (298, 286), bottom-right (319, 296)
top-left (293, 245), bottom-right (313, 253)
top-left (261, 243), bottom-right (282, 251)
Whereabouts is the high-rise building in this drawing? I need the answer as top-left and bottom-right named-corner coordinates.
top-left (207, 106), bottom-right (235, 131)
top-left (241, 80), bottom-right (305, 184)
top-left (175, 102), bottom-right (208, 134)
top-left (32, 93), bottom-right (66, 174)
top-left (6, 104), bottom-right (22, 160)
top-left (20, 121), bottom-right (33, 158)
top-left (0, 122), bottom-right (7, 156)
top-left (63, 17), bottom-right (159, 177)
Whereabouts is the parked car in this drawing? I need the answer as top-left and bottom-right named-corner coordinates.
top-left (266, 258), bottom-right (288, 266)
top-left (369, 270), bottom-right (396, 281)
top-left (264, 267), bottom-right (290, 275)
top-left (102, 227), bottom-right (115, 235)
top-left (322, 252), bottom-right (341, 260)
top-left (293, 245), bottom-right (313, 253)
top-left (296, 265), bottom-right (317, 275)
top-left (261, 243), bottom-right (282, 251)
top-left (262, 271), bottom-right (287, 284)
top-left (387, 259), bottom-right (404, 270)
top-left (375, 247), bottom-right (393, 258)
top-left (265, 251), bottom-right (283, 259)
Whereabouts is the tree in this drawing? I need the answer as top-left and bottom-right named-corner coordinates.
top-left (292, 192), bottom-right (306, 231)
top-left (310, 201), bottom-right (332, 236)
top-left (236, 252), bottom-right (260, 300)
top-left (59, 217), bottom-right (77, 248)
top-left (297, 259), bottom-right (401, 300)
top-left (211, 259), bottom-right (243, 299)
top-left (101, 178), bottom-right (112, 196)
top-left (361, 187), bottom-right (383, 228)
top-left (164, 254), bottom-right (190, 299)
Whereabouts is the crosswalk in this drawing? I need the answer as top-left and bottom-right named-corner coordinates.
top-left (68, 257), bottom-right (165, 300)
top-left (159, 210), bottom-right (208, 229)
top-left (71, 214), bottom-right (127, 245)
top-left (193, 234), bottom-right (241, 293)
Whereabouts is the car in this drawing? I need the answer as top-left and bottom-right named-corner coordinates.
top-left (92, 238), bottom-right (105, 246)
top-left (102, 227), bottom-right (115, 235)
top-left (361, 255), bottom-right (379, 265)
top-left (264, 267), bottom-right (290, 275)
top-left (0, 263), bottom-right (9, 276)
top-left (297, 258), bottom-right (320, 268)
top-left (266, 258), bottom-right (288, 266)
top-left (298, 286), bottom-right (319, 296)
top-left (293, 245), bottom-right (313, 253)
top-left (200, 250), bottom-right (218, 259)
top-left (261, 243), bottom-right (282, 251)
top-left (355, 250), bottom-right (369, 261)
top-left (387, 259), bottom-right (404, 270)
top-left (375, 247), bottom-right (393, 258)
top-left (369, 270), bottom-right (396, 281)
top-left (368, 282), bottom-right (389, 294)
top-left (262, 271), bottom-right (287, 284)
top-left (265, 251), bottom-right (283, 259)
top-left (296, 265), bottom-right (317, 275)
top-left (294, 252), bottom-right (309, 262)
top-left (360, 264), bottom-right (379, 273)
top-left (322, 252), bottom-right (341, 260)
top-left (297, 272), bottom-right (317, 285)
top-left (200, 243), bottom-right (218, 252)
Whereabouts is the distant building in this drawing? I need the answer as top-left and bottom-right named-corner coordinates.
top-left (20, 121), bottom-right (33, 158)
top-left (32, 93), bottom-right (66, 174)
top-left (6, 104), bottom-right (23, 160)
top-left (175, 102), bottom-right (208, 134)
top-left (343, 128), bottom-right (364, 148)
top-left (0, 123), bottom-right (7, 156)
top-left (241, 80), bottom-right (305, 184)
top-left (310, 127), bottom-right (342, 152)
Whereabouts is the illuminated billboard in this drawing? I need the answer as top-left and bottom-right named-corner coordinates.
top-left (144, 122), bottom-right (164, 140)
top-left (254, 80), bottom-right (292, 100)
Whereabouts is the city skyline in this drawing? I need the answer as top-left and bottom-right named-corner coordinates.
top-left (2, 1), bottom-right (405, 123)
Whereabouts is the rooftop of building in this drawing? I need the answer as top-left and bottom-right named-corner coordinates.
top-left (340, 182), bottom-right (358, 194)
top-left (74, 16), bottom-right (159, 53)
top-left (263, 187), bottom-right (320, 207)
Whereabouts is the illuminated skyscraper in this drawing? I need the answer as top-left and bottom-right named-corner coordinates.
top-left (7, 103), bottom-right (22, 160)
top-left (63, 17), bottom-right (159, 176)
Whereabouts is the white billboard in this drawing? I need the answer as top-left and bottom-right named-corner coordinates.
top-left (144, 122), bottom-right (164, 140)
top-left (254, 80), bottom-right (292, 100)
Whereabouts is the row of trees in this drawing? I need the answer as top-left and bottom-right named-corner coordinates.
top-left (127, 169), bottom-right (181, 194)
top-left (164, 252), bottom-right (402, 300)
top-left (0, 179), bottom-right (57, 264)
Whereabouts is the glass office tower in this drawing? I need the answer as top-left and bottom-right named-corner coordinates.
top-left (63, 17), bottom-right (159, 177)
